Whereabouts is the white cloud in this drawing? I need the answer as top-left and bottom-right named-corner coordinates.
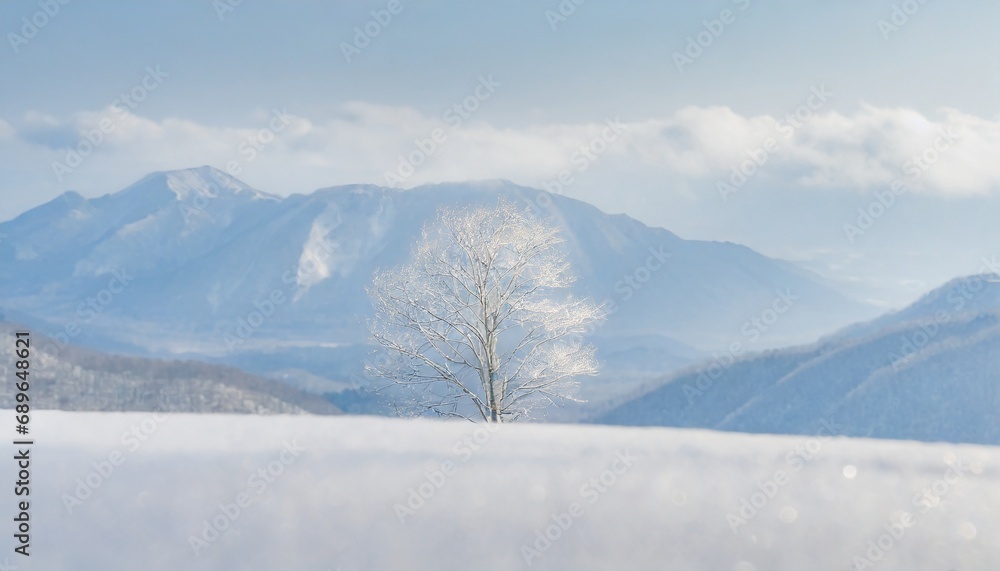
top-left (5, 102), bottom-right (1000, 203)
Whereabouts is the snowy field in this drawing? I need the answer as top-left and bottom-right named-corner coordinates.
top-left (6, 410), bottom-right (1000, 570)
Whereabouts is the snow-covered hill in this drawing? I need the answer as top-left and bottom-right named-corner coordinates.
top-left (831, 273), bottom-right (1000, 342)
top-left (18, 411), bottom-right (1000, 570)
top-left (595, 275), bottom-right (1000, 445)
top-left (0, 167), bottom-right (877, 403)
top-left (0, 321), bottom-right (341, 415)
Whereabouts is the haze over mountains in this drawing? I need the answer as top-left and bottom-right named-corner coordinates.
top-left (595, 274), bottom-right (1000, 445)
top-left (0, 322), bottom-right (340, 415)
top-left (0, 167), bottom-right (879, 401)
top-left (1, 167), bottom-right (997, 445)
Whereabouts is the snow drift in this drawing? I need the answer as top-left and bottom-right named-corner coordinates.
top-left (10, 411), bottom-right (999, 570)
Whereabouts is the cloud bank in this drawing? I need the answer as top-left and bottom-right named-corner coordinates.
top-left (3, 101), bottom-right (1000, 218)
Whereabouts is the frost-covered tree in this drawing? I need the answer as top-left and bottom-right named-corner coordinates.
top-left (367, 199), bottom-right (604, 423)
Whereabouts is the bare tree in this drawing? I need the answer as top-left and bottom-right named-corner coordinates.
top-left (367, 199), bottom-right (604, 423)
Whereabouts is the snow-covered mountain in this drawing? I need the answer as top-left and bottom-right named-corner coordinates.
top-left (0, 167), bottom-right (877, 400)
top-left (830, 273), bottom-right (1000, 342)
top-left (594, 275), bottom-right (1000, 445)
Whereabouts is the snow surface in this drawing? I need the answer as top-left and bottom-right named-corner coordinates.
top-left (9, 411), bottom-right (1000, 570)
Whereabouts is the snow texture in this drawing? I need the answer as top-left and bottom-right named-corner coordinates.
top-left (11, 410), bottom-right (999, 570)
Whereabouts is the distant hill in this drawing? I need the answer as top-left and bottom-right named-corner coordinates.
top-left (593, 275), bottom-right (1000, 445)
top-left (830, 273), bottom-right (1000, 341)
top-left (0, 166), bottom-right (877, 406)
top-left (0, 322), bottom-right (341, 415)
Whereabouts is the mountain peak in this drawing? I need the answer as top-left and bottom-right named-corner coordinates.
top-left (57, 190), bottom-right (87, 206)
top-left (123, 166), bottom-right (279, 203)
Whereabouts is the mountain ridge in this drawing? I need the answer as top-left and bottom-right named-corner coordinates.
top-left (0, 167), bottom-right (881, 408)
top-left (593, 276), bottom-right (1000, 445)
top-left (0, 321), bottom-right (342, 415)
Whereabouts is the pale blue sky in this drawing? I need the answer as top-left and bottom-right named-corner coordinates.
top-left (2, 0), bottom-right (1000, 305)
top-left (3, 1), bottom-right (998, 125)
